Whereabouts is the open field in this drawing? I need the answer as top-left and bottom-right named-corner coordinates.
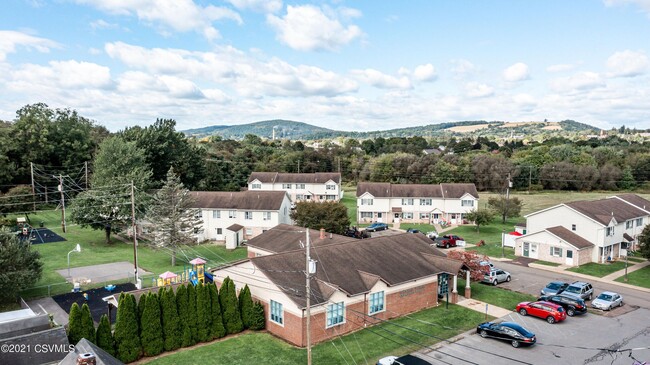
top-left (615, 265), bottom-right (650, 288)
top-left (567, 261), bottom-right (629, 277)
top-left (447, 124), bottom-right (489, 132)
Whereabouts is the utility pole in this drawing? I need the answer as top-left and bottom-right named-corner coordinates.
top-left (305, 228), bottom-right (312, 365)
top-left (131, 181), bottom-right (140, 288)
top-left (503, 173), bottom-right (511, 224)
top-left (30, 163), bottom-right (36, 212)
top-left (59, 175), bottom-right (66, 233)
top-left (84, 161), bottom-right (89, 189)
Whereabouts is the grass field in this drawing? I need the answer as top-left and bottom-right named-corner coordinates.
top-left (567, 261), bottom-right (629, 277)
top-left (615, 265), bottom-right (650, 288)
top-left (144, 304), bottom-right (490, 365)
top-left (459, 279), bottom-right (537, 310)
top-left (341, 186), bottom-right (357, 225)
top-left (534, 260), bottom-right (562, 267)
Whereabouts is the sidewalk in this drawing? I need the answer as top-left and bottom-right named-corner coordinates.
top-left (455, 296), bottom-right (512, 318)
top-left (602, 260), bottom-right (650, 280)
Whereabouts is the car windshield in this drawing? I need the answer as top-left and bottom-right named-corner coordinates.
top-left (547, 283), bottom-right (562, 290)
top-left (597, 294), bottom-right (613, 301)
top-left (564, 286), bottom-right (580, 294)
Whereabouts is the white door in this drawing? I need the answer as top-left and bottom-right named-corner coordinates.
top-left (377, 213), bottom-right (383, 223)
top-left (530, 243), bottom-right (539, 259)
top-left (566, 250), bottom-right (574, 266)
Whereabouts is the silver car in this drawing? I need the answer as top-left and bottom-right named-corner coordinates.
top-left (482, 269), bottom-right (511, 286)
top-left (592, 291), bottom-right (623, 311)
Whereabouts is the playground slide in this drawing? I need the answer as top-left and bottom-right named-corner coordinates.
top-left (204, 272), bottom-right (214, 283)
top-left (190, 278), bottom-right (198, 286)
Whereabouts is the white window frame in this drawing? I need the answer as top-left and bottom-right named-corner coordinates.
top-left (245, 228), bottom-right (253, 236)
top-left (636, 218), bottom-right (644, 226)
top-left (251, 183), bottom-right (261, 189)
top-left (326, 184), bottom-right (336, 190)
top-left (571, 224), bottom-right (576, 231)
top-left (606, 226), bottom-right (615, 236)
top-left (326, 302), bottom-right (345, 328)
top-left (419, 213), bottom-right (430, 219)
top-left (626, 220), bottom-right (633, 229)
top-left (550, 246), bottom-right (563, 257)
top-left (420, 198), bottom-right (432, 206)
top-left (361, 198), bottom-right (373, 206)
top-left (245, 211), bottom-right (253, 220)
top-left (216, 228), bottom-right (222, 235)
top-left (461, 199), bottom-right (474, 207)
top-left (296, 194), bottom-right (304, 200)
top-left (360, 212), bottom-right (373, 219)
top-left (401, 198), bottom-right (414, 205)
top-left (296, 183), bottom-right (305, 189)
top-left (213, 210), bottom-right (220, 219)
top-left (282, 183), bottom-right (292, 189)
top-left (369, 291), bottom-right (385, 314)
top-left (263, 212), bottom-right (272, 221)
top-left (403, 212), bottom-right (413, 219)
top-left (270, 300), bottom-right (283, 325)
top-left (228, 210), bottom-right (237, 219)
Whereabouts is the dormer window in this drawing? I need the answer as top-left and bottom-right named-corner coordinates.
top-left (606, 226), bottom-right (614, 236)
top-left (251, 183), bottom-right (261, 189)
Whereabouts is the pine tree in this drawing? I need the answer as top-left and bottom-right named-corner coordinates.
top-left (238, 284), bottom-right (254, 329)
top-left (208, 284), bottom-right (226, 339)
top-left (195, 283), bottom-right (212, 342)
top-left (115, 294), bottom-right (141, 363)
top-left (137, 293), bottom-right (147, 334)
top-left (160, 287), bottom-right (181, 351)
top-left (219, 277), bottom-right (243, 334)
top-left (175, 284), bottom-right (193, 347)
top-left (186, 283), bottom-right (199, 343)
top-left (249, 301), bottom-right (266, 331)
top-left (141, 293), bottom-right (164, 357)
top-left (80, 303), bottom-right (96, 343)
top-left (67, 302), bottom-right (83, 345)
top-left (95, 314), bottom-right (115, 356)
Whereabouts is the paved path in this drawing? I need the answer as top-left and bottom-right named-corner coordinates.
top-left (455, 296), bottom-right (512, 318)
top-left (56, 261), bottom-right (151, 284)
top-left (601, 259), bottom-right (650, 281)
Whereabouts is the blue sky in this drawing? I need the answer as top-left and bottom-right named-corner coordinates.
top-left (1, 0), bottom-right (649, 132)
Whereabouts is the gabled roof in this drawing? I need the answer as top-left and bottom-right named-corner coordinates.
top-left (613, 194), bottom-right (650, 212)
top-left (356, 182), bottom-right (478, 199)
top-left (245, 224), bottom-right (356, 254)
top-left (227, 224), bottom-right (244, 232)
top-left (248, 232), bottom-right (458, 308)
top-left (565, 197), bottom-right (648, 226)
top-left (59, 338), bottom-right (124, 365)
top-left (248, 172), bottom-right (341, 184)
top-left (546, 226), bottom-right (594, 250)
top-left (188, 191), bottom-right (288, 211)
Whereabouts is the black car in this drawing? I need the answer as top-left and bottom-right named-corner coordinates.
top-left (476, 321), bottom-right (536, 348)
top-left (538, 294), bottom-right (588, 316)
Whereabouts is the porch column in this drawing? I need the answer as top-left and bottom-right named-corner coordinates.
top-left (464, 270), bottom-right (471, 299)
top-left (451, 274), bottom-right (458, 304)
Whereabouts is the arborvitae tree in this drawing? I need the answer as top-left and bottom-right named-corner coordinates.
top-left (175, 284), bottom-right (193, 347)
top-left (159, 287), bottom-right (181, 351)
top-left (218, 277), bottom-right (243, 334)
top-left (186, 284), bottom-right (199, 343)
top-left (115, 294), bottom-right (141, 363)
top-left (208, 284), bottom-right (226, 339)
top-left (80, 303), bottom-right (96, 343)
top-left (67, 302), bottom-right (83, 345)
top-left (137, 293), bottom-right (147, 334)
top-left (238, 285), bottom-right (254, 329)
top-left (249, 301), bottom-right (266, 331)
top-left (195, 283), bottom-right (212, 342)
top-left (95, 314), bottom-right (115, 356)
top-left (141, 292), bottom-right (164, 357)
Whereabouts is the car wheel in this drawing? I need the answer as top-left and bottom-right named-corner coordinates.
top-left (546, 316), bottom-right (556, 324)
top-left (506, 276), bottom-right (511, 282)
top-left (607, 305), bottom-right (612, 311)
top-left (567, 307), bottom-right (575, 317)
top-left (511, 340), bottom-right (520, 348)
top-left (519, 308), bottom-right (527, 316)
top-left (480, 330), bottom-right (488, 338)
top-left (588, 294), bottom-right (592, 301)
top-left (492, 280), bottom-right (498, 286)
top-left (445, 243), bottom-right (449, 249)
top-left (619, 301), bottom-right (623, 307)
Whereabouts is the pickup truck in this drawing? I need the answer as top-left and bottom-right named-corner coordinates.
top-left (435, 235), bottom-right (464, 248)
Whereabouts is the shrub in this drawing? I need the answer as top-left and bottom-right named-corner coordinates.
top-left (195, 283), bottom-right (212, 342)
top-left (218, 277), bottom-right (243, 334)
top-left (238, 285), bottom-right (254, 329)
top-left (186, 284), bottom-right (199, 344)
top-left (140, 293), bottom-right (164, 357)
top-left (175, 284), bottom-right (194, 347)
top-left (249, 301), bottom-right (266, 331)
top-left (115, 294), bottom-right (141, 363)
top-left (80, 303), bottom-right (96, 343)
top-left (160, 287), bottom-right (181, 351)
top-left (208, 284), bottom-right (226, 339)
top-left (67, 302), bottom-right (82, 345)
top-left (95, 314), bottom-right (115, 356)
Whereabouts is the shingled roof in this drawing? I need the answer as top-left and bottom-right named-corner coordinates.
top-left (245, 224), bottom-right (356, 254)
top-left (249, 233), bottom-right (459, 308)
top-left (356, 182), bottom-right (478, 199)
top-left (248, 172), bottom-right (341, 184)
top-left (565, 197), bottom-right (648, 226)
top-left (546, 226), bottom-right (594, 250)
top-left (188, 191), bottom-right (287, 211)
top-left (614, 194), bottom-right (650, 212)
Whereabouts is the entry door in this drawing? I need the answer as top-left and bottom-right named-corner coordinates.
top-left (523, 242), bottom-right (530, 257)
top-left (433, 214), bottom-right (440, 223)
top-left (530, 243), bottom-right (539, 259)
top-left (566, 250), bottom-right (574, 265)
top-left (377, 213), bottom-right (383, 223)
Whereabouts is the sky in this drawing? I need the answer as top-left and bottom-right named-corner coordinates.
top-left (1, 0), bottom-right (650, 132)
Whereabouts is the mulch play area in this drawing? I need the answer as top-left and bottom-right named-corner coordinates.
top-left (53, 283), bottom-right (136, 323)
top-left (17, 227), bottom-right (67, 244)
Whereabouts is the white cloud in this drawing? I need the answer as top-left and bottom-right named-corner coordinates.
top-left (605, 50), bottom-right (649, 77)
top-left (604, 0), bottom-right (650, 16)
top-left (0, 30), bottom-right (60, 61)
top-left (10, 60), bottom-right (112, 89)
top-left (227, 0), bottom-right (282, 13)
top-left (351, 68), bottom-right (411, 89)
top-left (267, 5), bottom-right (362, 51)
top-left (413, 64), bottom-right (437, 82)
top-left (465, 82), bottom-right (494, 98)
top-left (450, 59), bottom-right (477, 78)
top-left (502, 62), bottom-right (530, 82)
top-left (546, 63), bottom-right (577, 73)
top-left (550, 71), bottom-right (605, 92)
top-left (75, 0), bottom-right (242, 40)
top-left (90, 19), bottom-right (119, 30)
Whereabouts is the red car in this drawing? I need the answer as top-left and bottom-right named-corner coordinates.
top-left (516, 301), bottom-right (567, 324)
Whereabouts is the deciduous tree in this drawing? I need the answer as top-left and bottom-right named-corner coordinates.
top-left (447, 250), bottom-right (489, 281)
top-left (290, 201), bottom-right (350, 235)
top-left (0, 233), bottom-right (43, 304)
top-left (464, 209), bottom-right (495, 233)
top-left (487, 196), bottom-right (523, 223)
top-left (638, 224), bottom-right (650, 260)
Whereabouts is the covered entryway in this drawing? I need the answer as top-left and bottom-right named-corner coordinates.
top-left (566, 249), bottom-right (574, 265)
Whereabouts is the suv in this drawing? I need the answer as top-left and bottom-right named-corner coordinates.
top-left (482, 269), bottom-right (511, 286)
top-left (516, 301), bottom-right (567, 324)
top-left (538, 294), bottom-right (588, 316)
top-left (540, 281), bottom-right (569, 296)
top-left (562, 281), bottom-right (594, 301)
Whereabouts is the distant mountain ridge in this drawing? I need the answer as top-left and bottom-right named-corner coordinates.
top-left (182, 119), bottom-right (601, 140)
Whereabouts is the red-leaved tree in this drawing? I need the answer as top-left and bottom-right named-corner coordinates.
top-left (447, 250), bottom-right (490, 281)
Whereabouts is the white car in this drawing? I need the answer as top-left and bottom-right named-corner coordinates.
top-left (591, 291), bottom-right (623, 311)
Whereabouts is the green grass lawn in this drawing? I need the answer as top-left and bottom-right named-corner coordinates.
top-left (567, 261), bottom-right (629, 278)
top-left (341, 186), bottom-right (358, 225)
top-left (615, 265), bottom-right (650, 288)
top-left (459, 279), bottom-right (537, 310)
top-left (443, 219), bottom-right (518, 259)
top-left (534, 260), bottom-right (562, 267)
top-left (626, 256), bottom-right (647, 263)
top-left (16, 210), bottom-right (247, 299)
top-left (144, 304), bottom-right (489, 365)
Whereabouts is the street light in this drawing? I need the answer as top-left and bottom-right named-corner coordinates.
top-left (67, 244), bottom-right (81, 278)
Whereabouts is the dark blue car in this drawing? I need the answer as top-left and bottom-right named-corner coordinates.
top-left (366, 222), bottom-right (388, 232)
top-left (476, 321), bottom-right (536, 348)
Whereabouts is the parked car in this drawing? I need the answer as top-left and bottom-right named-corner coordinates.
top-left (406, 228), bottom-right (421, 234)
top-left (426, 231), bottom-right (438, 240)
top-left (365, 222), bottom-right (389, 232)
top-left (516, 301), bottom-right (567, 324)
top-left (540, 281), bottom-right (569, 296)
top-left (377, 355), bottom-right (433, 365)
top-left (476, 321), bottom-right (536, 348)
top-left (562, 281), bottom-right (594, 301)
top-left (538, 294), bottom-right (587, 316)
top-left (591, 291), bottom-right (623, 311)
top-left (434, 234), bottom-right (464, 248)
top-left (481, 269), bottom-right (511, 286)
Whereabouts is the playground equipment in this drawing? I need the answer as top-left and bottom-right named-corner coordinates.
top-left (154, 257), bottom-right (211, 287)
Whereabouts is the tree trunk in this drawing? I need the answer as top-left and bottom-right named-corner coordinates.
top-left (105, 226), bottom-right (112, 244)
top-left (172, 248), bottom-right (176, 267)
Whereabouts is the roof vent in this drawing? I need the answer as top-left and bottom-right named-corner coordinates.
top-left (77, 353), bottom-right (96, 365)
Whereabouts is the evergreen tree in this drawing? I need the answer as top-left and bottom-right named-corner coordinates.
top-left (115, 294), bottom-right (141, 363)
top-left (67, 302), bottom-right (83, 345)
top-left (175, 284), bottom-right (194, 347)
top-left (95, 314), bottom-right (115, 356)
top-left (137, 292), bottom-right (147, 334)
top-left (80, 303), bottom-right (96, 343)
top-left (249, 301), bottom-right (266, 331)
top-left (195, 283), bottom-right (212, 342)
top-left (208, 284), bottom-right (226, 339)
top-left (140, 293), bottom-right (164, 357)
top-left (218, 277), bottom-right (243, 334)
top-left (160, 287), bottom-right (181, 351)
top-left (238, 285), bottom-right (254, 329)
top-left (186, 284), bottom-right (199, 343)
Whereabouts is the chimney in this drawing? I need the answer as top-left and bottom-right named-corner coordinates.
top-left (320, 228), bottom-right (325, 239)
top-left (77, 353), bottom-right (96, 365)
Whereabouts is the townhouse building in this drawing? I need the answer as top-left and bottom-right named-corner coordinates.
top-left (248, 172), bottom-right (343, 202)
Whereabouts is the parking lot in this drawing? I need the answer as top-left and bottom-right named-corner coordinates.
top-left (421, 307), bottom-right (650, 365)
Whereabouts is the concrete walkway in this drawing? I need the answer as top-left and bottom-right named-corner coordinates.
top-left (602, 259), bottom-right (650, 281)
top-left (455, 296), bottom-right (512, 318)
